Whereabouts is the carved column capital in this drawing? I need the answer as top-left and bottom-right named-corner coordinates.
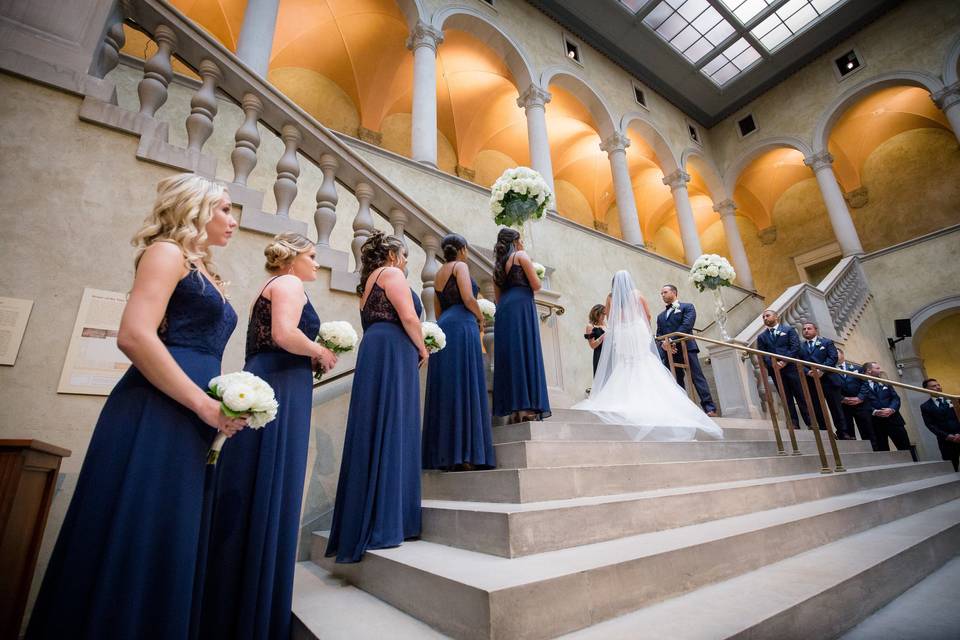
top-left (713, 199), bottom-right (737, 217)
top-left (803, 151), bottom-right (834, 172)
top-left (516, 85), bottom-right (552, 111)
top-left (931, 81), bottom-right (960, 111)
top-left (406, 21), bottom-right (444, 53)
top-left (599, 132), bottom-right (630, 155)
top-left (661, 169), bottom-right (691, 192)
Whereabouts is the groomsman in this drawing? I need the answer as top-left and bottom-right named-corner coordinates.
top-left (756, 310), bottom-right (811, 429)
top-left (837, 348), bottom-right (875, 445)
top-left (798, 322), bottom-right (850, 438)
top-left (656, 284), bottom-right (717, 416)
top-left (920, 379), bottom-right (959, 471)
top-left (858, 362), bottom-right (911, 452)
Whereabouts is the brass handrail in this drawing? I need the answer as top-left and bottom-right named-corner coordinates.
top-left (658, 331), bottom-right (960, 474)
top-left (537, 300), bottom-right (566, 321)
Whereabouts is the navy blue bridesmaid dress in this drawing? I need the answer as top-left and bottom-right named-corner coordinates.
top-left (27, 270), bottom-right (237, 640)
top-left (493, 264), bottom-right (551, 419)
top-left (422, 274), bottom-right (495, 469)
top-left (199, 277), bottom-right (320, 640)
top-left (325, 276), bottom-right (423, 563)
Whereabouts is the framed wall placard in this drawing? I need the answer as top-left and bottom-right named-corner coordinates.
top-left (57, 288), bottom-right (131, 395)
top-left (0, 297), bottom-right (33, 366)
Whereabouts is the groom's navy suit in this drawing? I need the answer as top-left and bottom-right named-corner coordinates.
top-left (798, 336), bottom-right (848, 436)
top-left (756, 324), bottom-right (811, 428)
top-left (920, 397), bottom-right (960, 471)
top-left (656, 302), bottom-right (715, 413)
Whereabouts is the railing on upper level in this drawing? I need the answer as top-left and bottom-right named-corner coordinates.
top-left (661, 331), bottom-right (960, 474)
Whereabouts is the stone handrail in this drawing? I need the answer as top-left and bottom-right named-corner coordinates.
top-left (110, 0), bottom-right (509, 321)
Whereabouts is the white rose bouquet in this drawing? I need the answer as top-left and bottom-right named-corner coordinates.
top-left (421, 321), bottom-right (447, 354)
top-left (477, 298), bottom-right (496, 323)
top-left (489, 166), bottom-right (554, 228)
top-left (532, 262), bottom-right (546, 281)
top-left (314, 320), bottom-right (359, 382)
top-left (206, 371), bottom-right (278, 464)
top-left (689, 254), bottom-right (736, 292)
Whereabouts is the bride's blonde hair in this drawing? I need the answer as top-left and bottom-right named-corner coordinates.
top-left (132, 173), bottom-right (227, 282)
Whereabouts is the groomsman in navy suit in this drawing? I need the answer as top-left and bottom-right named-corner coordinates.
top-left (837, 348), bottom-right (874, 445)
top-left (857, 362), bottom-right (911, 452)
top-left (798, 322), bottom-right (850, 438)
top-left (920, 378), bottom-right (959, 471)
top-left (656, 285), bottom-right (717, 416)
top-left (756, 309), bottom-right (811, 429)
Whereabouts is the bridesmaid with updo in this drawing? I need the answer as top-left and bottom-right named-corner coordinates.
top-left (422, 233), bottom-right (496, 471)
top-left (326, 232), bottom-right (426, 563)
top-left (201, 233), bottom-right (337, 639)
top-left (492, 227), bottom-right (551, 422)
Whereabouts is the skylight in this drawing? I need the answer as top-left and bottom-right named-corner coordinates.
top-left (700, 37), bottom-right (761, 85)
top-left (718, 0), bottom-right (778, 24)
top-left (643, 0), bottom-right (737, 63)
top-left (750, 0), bottom-right (844, 51)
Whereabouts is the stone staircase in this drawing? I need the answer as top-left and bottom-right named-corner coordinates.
top-left (292, 409), bottom-right (960, 639)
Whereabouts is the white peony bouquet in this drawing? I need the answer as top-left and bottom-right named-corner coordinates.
top-left (314, 320), bottom-right (359, 382)
top-left (477, 298), bottom-right (496, 323)
top-left (489, 166), bottom-right (554, 228)
top-left (689, 254), bottom-right (736, 292)
top-left (206, 371), bottom-right (278, 464)
top-left (532, 262), bottom-right (546, 281)
top-left (421, 321), bottom-right (447, 354)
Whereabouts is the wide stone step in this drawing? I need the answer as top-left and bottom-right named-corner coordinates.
top-left (421, 461), bottom-right (953, 557)
top-left (557, 499), bottom-right (960, 640)
top-left (310, 475), bottom-right (960, 640)
top-left (493, 438), bottom-right (873, 469)
top-left (544, 409), bottom-right (774, 430)
top-left (422, 451), bottom-right (911, 503)
top-left (494, 420), bottom-right (845, 444)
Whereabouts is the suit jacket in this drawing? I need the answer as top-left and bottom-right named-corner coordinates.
top-left (920, 397), bottom-right (960, 442)
top-left (656, 302), bottom-right (699, 353)
top-left (858, 380), bottom-right (906, 427)
top-left (837, 361), bottom-right (864, 397)
top-left (756, 324), bottom-right (801, 377)
top-left (799, 336), bottom-right (839, 387)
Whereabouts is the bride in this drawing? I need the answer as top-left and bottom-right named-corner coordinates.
top-left (573, 270), bottom-right (723, 441)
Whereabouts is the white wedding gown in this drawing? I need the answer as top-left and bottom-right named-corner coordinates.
top-left (572, 271), bottom-right (724, 441)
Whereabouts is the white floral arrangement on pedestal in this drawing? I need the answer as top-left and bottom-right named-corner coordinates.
top-left (477, 299), bottom-right (496, 323)
top-left (689, 254), bottom-right (736, 292)
top-left (421, 321), bottom-right (447, 354)
top-left (489, 167), bottom-right (554, 228)
top-left (206, 371), bottom-right (278, 464)
top-left (689, 254), bottom-right (737, 341)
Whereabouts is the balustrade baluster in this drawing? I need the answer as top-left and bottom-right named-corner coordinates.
top-left (137, 25), bottom-right (177, 117)
top-left (93, 15), bottom-right (126, 79)
top-left (388, 208), bottom-right (409, 254)
top-left (231, 93), bottom-right (262, 186)
top-left (185, 59), bottom-right (222, 153)
top-left (351, 183), bottom-right (375, 271)
top-left (314, 154), bottom-right (339, 245)
top-left (273, 124), bottom-right (301, 217)
top-left (420, 234), bottom-right (441, 321)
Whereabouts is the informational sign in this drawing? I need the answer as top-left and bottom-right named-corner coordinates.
top-left (0, 296), bottom-right (33, 366)
top-left (58, 288), bottom-right (131, 395)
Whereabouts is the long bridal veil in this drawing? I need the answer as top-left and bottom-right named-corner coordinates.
top-left (572, 270), bottom-right (724, 441)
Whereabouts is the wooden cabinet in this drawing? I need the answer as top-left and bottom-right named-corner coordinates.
top-left (0, 440), bottom-right (71, 638)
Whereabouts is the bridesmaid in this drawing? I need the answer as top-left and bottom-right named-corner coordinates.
top-left (27, 174), bottom-right (245, 640)
top-left (492, 227), bottom-right (552, 422)
top-left (200, 233), bottom-right (338, 640)
top-left (325, 232), bottom-right (427, 563)
top-left (422, 234), bottom-right (496, 471)
top-left (584, 303), bottom-right (606, 376)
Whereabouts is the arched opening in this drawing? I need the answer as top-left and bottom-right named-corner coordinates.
top-left (917, 312), bottom-right (960, 387)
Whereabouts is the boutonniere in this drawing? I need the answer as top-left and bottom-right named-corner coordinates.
top-left (772, 327), bottom-right (783, 337)
top-left (671, 301), bottom-right (681, 311)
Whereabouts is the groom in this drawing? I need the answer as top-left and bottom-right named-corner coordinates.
top-left (656, 285), bottom-right (717, 416)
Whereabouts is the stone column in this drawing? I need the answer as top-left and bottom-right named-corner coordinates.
top-left (932, 82), bottom-right (960, 146)
top-left (600, 132), bottom-right (643, 246)
top-left (662, 170), bottom-right (702, 264)
top-left (517, 85), bottom-right (555, 198)
top-left (236, 0), bottom-right (280, 77)
top-left (406, 21), bottom-right (444, 167)
top-left (713, 200), bottom-right (755, 290)
top-left (803, 152), bottom-right (864, 256)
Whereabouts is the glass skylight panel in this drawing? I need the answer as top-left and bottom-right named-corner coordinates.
top-left (749, 0), bottom-right (850, 52)
top-left (719, 0), bottom-right (776, 24)
top-left (619, 0), bottom-right (650, 13)
top-left (643, 0), bottom-right (735, 64)
top-left (700, 37), bottom-right (760, 85)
